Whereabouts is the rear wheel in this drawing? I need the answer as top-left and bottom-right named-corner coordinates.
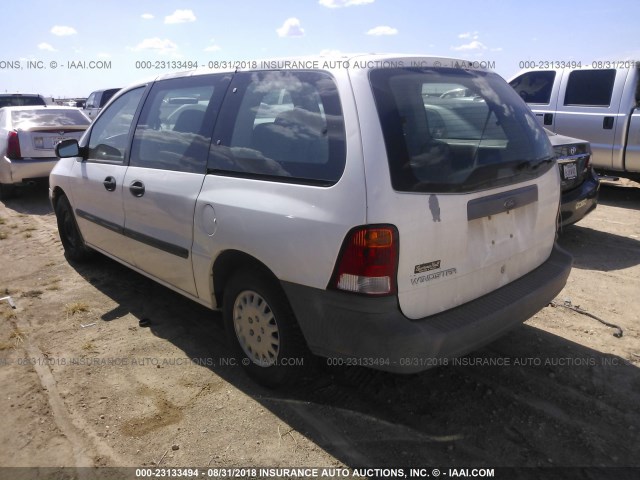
top-left (223, 270), bottom-right (307, 388)
top-left (55, 195), bottom-right (93, 262)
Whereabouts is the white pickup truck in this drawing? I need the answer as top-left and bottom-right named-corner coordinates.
top-left (509, 66), bottom-right (640, 181)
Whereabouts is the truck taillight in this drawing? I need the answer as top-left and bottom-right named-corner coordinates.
top-left (7, 131), bottom-right (21, 160)
top-left (329, 225), bottom-right (399, 296)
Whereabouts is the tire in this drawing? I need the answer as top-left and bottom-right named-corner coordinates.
top-left (0, 183), bottom-right (15, 201)
top-left (223, 270), bottom-right (307, 388)
top-left (54, 195), bottom-right (94, 262)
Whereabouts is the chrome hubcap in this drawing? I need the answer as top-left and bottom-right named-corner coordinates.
top-left (233, 290), bottom-right (280, 367)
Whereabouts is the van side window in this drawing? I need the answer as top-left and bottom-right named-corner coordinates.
top-left (564, 69), bottom-right (616, 107)
top-left (209, 71), bottom-right (346, 186)
top-left (508, 71), bottom-right (556, 104)
top-left (87, 87), bottom-right (145, 163)
top-left (130, 75), bottom-right (226, 173)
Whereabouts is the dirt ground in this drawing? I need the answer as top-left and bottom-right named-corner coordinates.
top-left (0, 180), bottom-right (639, 478)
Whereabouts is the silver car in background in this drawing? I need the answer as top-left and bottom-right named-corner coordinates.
top-left (0, 106), bottom-right (90, 199)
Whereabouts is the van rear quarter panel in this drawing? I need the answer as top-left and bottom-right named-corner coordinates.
top-left (191, 67), bottom-right (367, 306)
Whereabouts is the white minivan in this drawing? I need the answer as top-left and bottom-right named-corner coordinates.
top-left (50, 55), bottom-right (572, 386)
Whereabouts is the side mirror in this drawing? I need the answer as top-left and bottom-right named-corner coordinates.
top-left (56, 139), bottom-right (81, 158)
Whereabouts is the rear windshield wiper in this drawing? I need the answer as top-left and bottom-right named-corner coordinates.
top-left (516, 157), bottom-right (554, 171)
top-left (531, 157), bottom-right (555, 170)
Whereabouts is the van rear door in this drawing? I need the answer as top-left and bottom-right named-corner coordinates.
top-left (360, 65), bottom-right (560, 319)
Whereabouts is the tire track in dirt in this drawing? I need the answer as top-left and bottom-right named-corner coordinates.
top-left (3, 202), bottom-right (124, 469)
top-left (13, 319), bottom-right (95, 469)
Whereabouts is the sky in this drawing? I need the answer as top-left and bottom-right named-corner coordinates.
top-left (2, 0), bottom-right (639, 98)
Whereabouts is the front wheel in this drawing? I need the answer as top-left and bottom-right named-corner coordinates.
top-left (54, 195), bottom-right (94, 262)
top-left (223, 270), bottom-right (307, 388)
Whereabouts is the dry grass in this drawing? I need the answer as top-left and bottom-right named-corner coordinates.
top-left (65, 301), bottom-right (90, 316)
top-left (82, 341), bottom-right (98, 354)
top-left (0, 232), bottom-right (7, 240)
top-left (1, 295), bottom-right (17, 319)
top-left (21, 290), bottom-right (43, 299)
top-left (9, 328), bottom-right (26, 346)
top-left (45, 278), bottom-right (61, 291)
top-left (2, 310), bottom-right (17, 321)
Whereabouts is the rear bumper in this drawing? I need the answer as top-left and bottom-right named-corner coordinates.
top-left (559, 169), bottom-right (600, 227)
top-left (0, 156), bottom-right (58, 185)
top-left (283, 244), bottom-right (572, 373)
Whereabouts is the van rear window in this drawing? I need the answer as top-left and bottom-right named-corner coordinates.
top-left (370, 68), bottom-right (555, 193)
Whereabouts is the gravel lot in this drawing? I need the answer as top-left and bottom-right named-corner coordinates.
top-left (0, 180), bottom-right (639, 479)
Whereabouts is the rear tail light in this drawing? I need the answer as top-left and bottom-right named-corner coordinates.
top-left (7, 131), bottom-right (22, 160)
top-left (329, 225), bottom-right (399, 296)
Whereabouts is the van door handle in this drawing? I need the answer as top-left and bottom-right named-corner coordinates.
top-left (103, 176), bottom-right (116, 191)
top-left (129, 180), bottom-right (145, 197)
top-left (603, 116), bottom-right (614, 129)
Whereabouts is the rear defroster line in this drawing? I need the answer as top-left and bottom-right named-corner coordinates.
top-left (550, 299), bottom-right (624, 338)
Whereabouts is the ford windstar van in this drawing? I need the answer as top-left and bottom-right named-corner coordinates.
top-left (51, 55), bottom-right (572, 386)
